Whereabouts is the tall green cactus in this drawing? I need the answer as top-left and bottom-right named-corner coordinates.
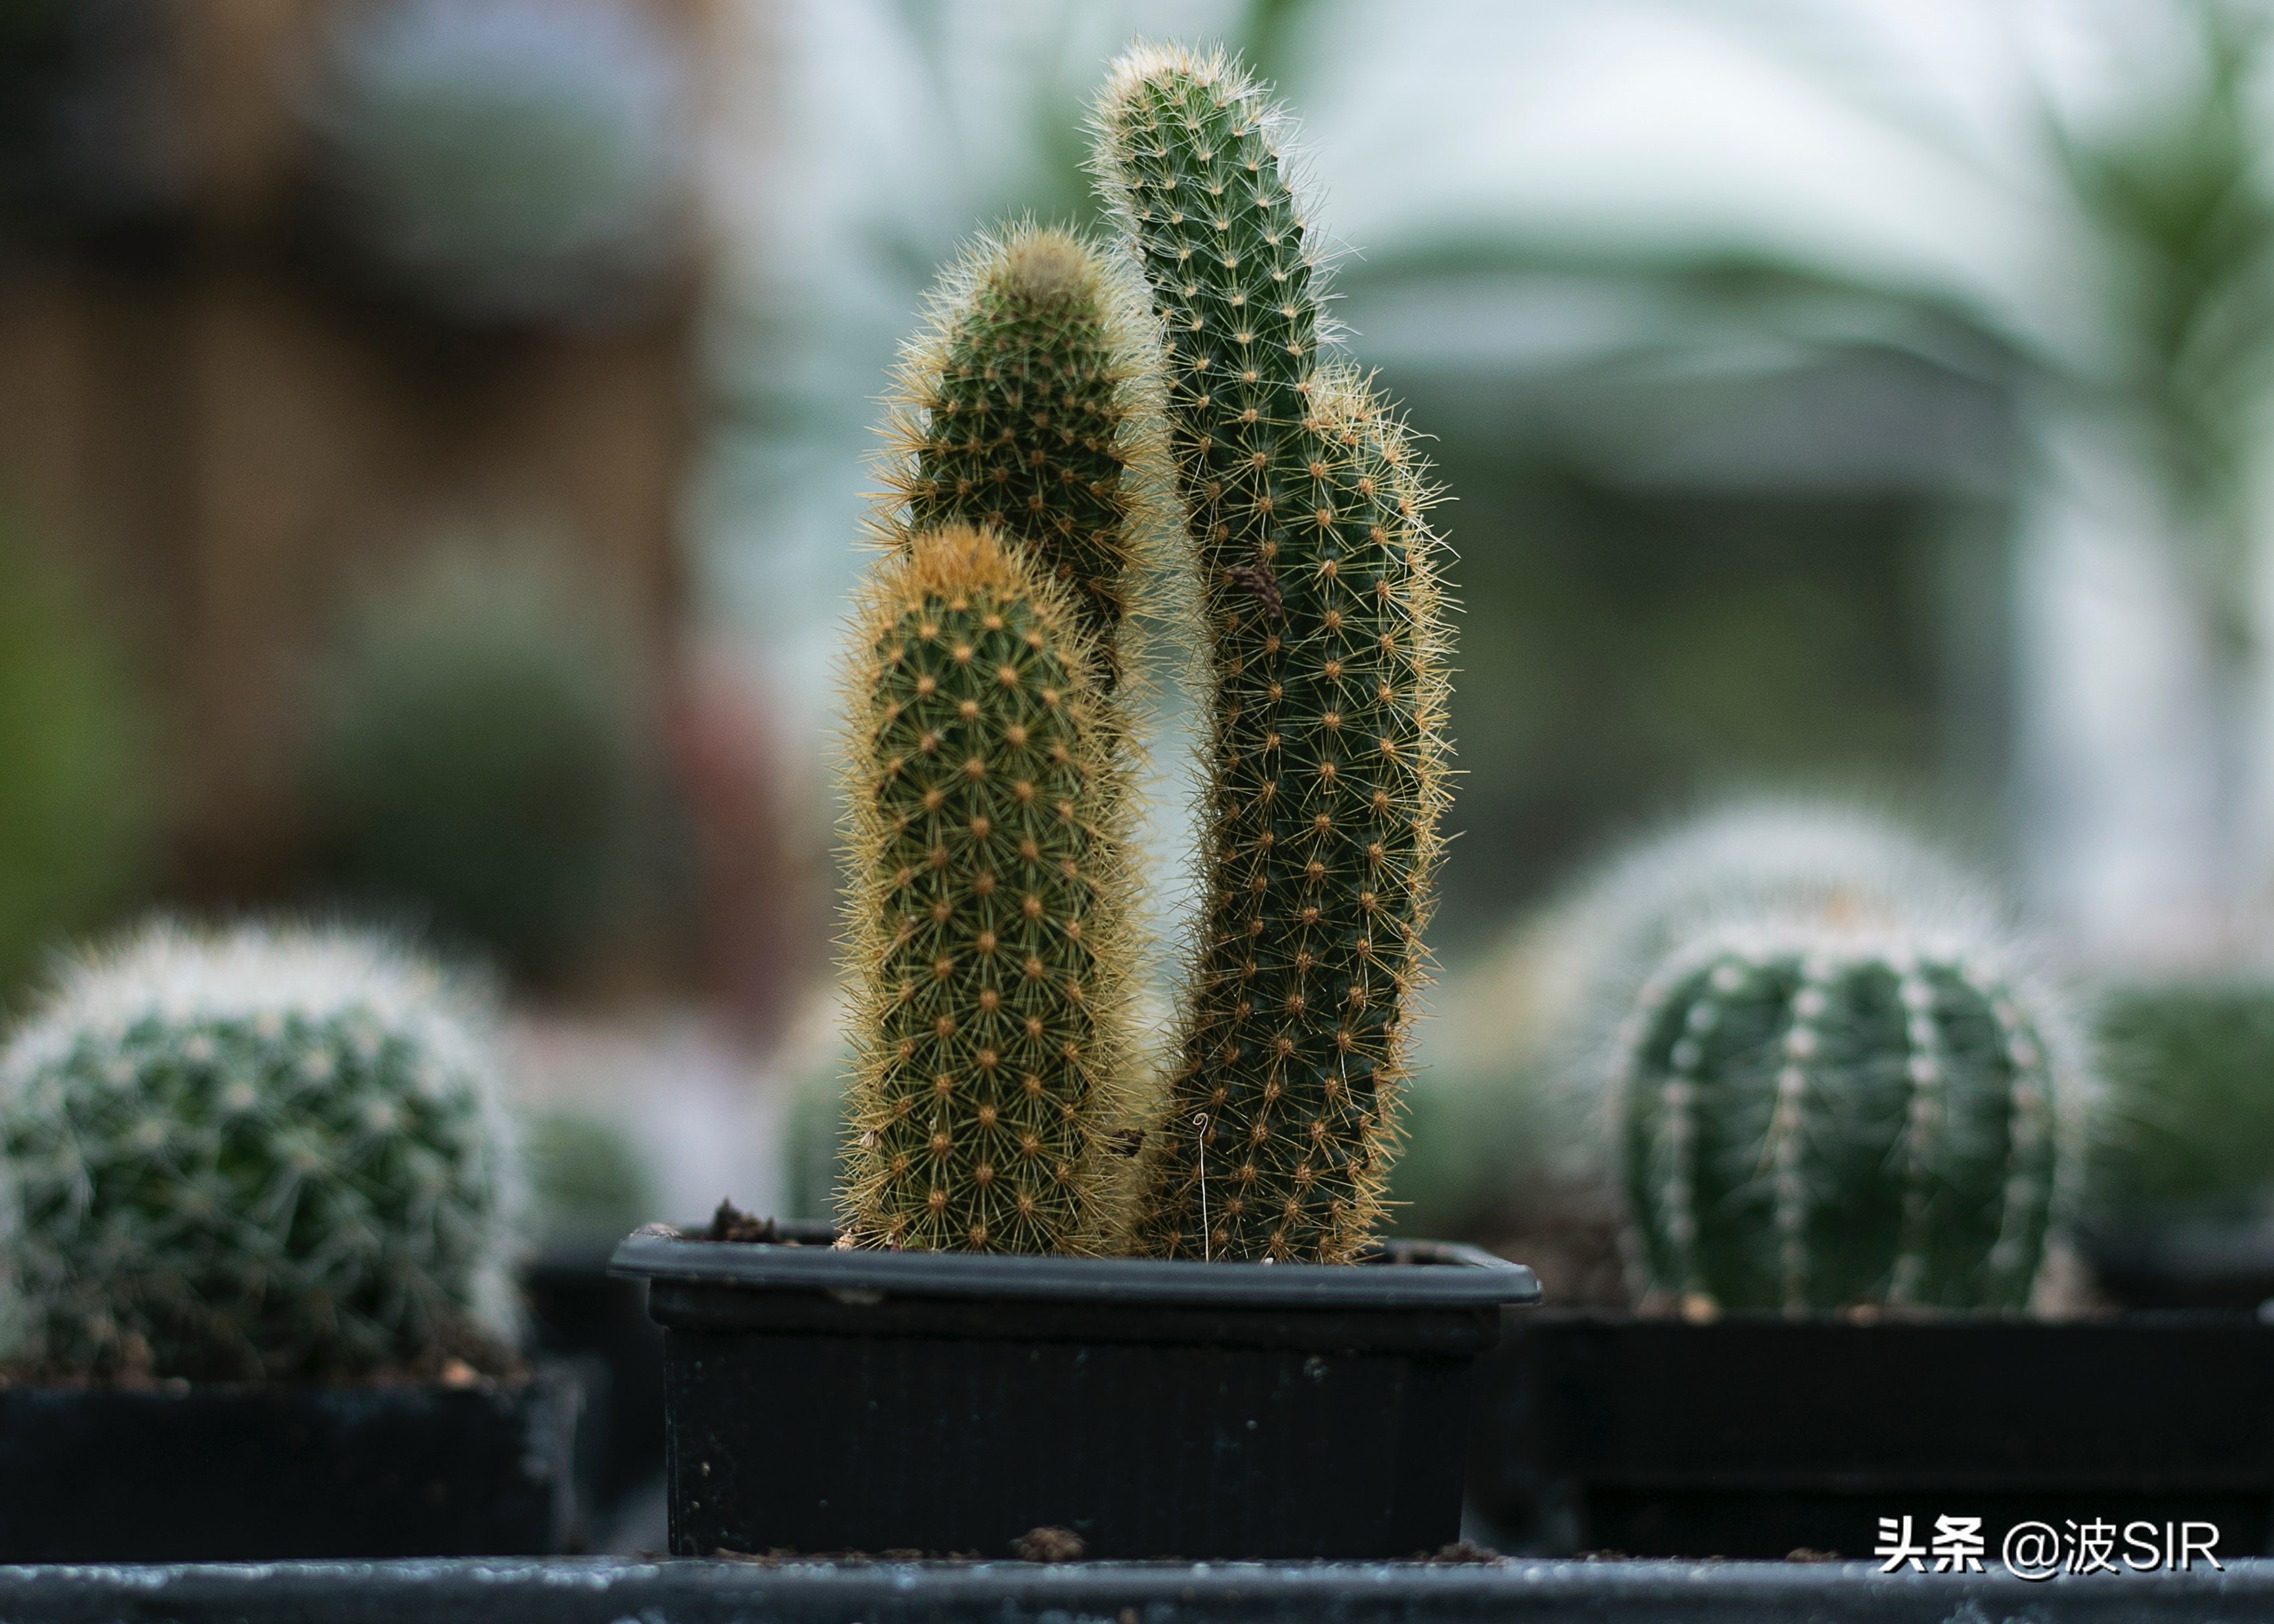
top-left (1613, 922), bottom-right (2077, 1314)
top-left (0, 920), bottom-right (522, 1380)
top-left (837, 524), bottom-right (1140, 1253)
top-left (1095, 45), bottom-right (1452, 1263)
top-left (877, 222), bottom-right (1170, 697)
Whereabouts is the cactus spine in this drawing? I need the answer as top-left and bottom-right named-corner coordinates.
top-left (1612, 923), bottom-right (2075, 1313)
top-left (838, 525), bottom-right (1139, 1252)
top-left (1095, 45), bottom-right (1451, 1262)
top-left (0, 920), bottom-right (522, 1381)
top-left (879, 223), bottom-right (1171, 697)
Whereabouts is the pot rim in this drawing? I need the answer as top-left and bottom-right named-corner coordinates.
top-left (610, 1226), bottom-right (1539, 1310)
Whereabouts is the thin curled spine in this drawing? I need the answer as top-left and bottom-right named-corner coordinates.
top-left (1609, 918), bottom-right (2082, 1314)
top-left (1095, 45), bottom-right (1452, 1262)
top-left (835, 525), bottom-right (1143, 1253)
top-left (0, 919), bottom-right (522, 1380)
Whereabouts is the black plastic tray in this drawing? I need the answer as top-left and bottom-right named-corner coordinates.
top-left (0, 1364), bottom-right (588, 1560)
top-left (613, 1227), bottom-right (1536, 1560)
top-left (1474, 1311), bottom-right (2274, 1558)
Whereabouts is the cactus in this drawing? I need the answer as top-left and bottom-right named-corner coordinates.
top-left (877, 222), bottom-right (1171, 697)
top-left (836, 524), bottom-right (1140, 1253)
top-left (522, 1106), bottom-right (657, 1242)
top-left (1094, 45), bottom-right (1451, 1262)
top-left (308, 546), bottom-right (658, 990)
top-left (306, 0), bottom-right (690, 326)
top-left (1611, 917), bottom-right (2080, 1314)
top-left (0, 920), bottom-right (522, 1381)
top-left (2091, 978), bottom-right (2274, 1222)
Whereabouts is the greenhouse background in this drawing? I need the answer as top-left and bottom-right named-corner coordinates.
top-left (4, 0), bottom-right (2274, 1336)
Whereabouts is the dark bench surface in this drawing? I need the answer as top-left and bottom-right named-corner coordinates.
top-left (0, 1556), bottom-right (2267, 1623)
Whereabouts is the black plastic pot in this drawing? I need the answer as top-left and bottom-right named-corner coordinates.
top-left (526, 1238), bottom-right (667, 1514)
top-left (0, 1364), bottom-right (589, 1560)
top-left (1472, 1311), bottom-right (2274, 1559)
top-left (612, 1226), bottom-right (1538, 1560)
top-left (2083, 1219), bottom-right (2274, 1310)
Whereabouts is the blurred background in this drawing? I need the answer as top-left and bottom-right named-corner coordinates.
top-left (9, 0), bottom-right (2274, 1278)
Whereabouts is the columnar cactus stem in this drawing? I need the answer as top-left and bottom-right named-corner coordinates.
top-left (1095, 45), bottom-right (1452, 1262)
top-left (837, 524), bottom-right (1140, 1252)
top-left (877, 223), bottom-right (1171, 697)
top-left (1612, 923), bottom-right (2077, 1314)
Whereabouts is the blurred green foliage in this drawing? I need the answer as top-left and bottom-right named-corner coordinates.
top-left (1383, 1062), bottom-right (1555, 1240)
top-left (2053, 0), bottom-right (2274, 654)
top-left (0, 510), bottom-right (152, 1001)
top-left (2093, 979), bottom-right (2274, 1220)
top-left (307, 550), bottom-right (664, 990)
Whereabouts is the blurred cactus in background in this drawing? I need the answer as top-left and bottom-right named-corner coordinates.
top-left (1500, 800), bottom-right (1995, 1148)
top-left (0, 920), bottom-right (522, 1381)
top-left (2089, 978), bottom-right (2274, 1222)
top-left (784, 1042), bottom-right (853, 1224)
top-left (1389, 802), bottom-right (1993, 1295)
top-left (836, 526), bottom-right (1143, 1254)
top-left (522, 1105), bottom-right (657, 1244)
top-left (306, 0), bottom-right (691, 326)
top-left (306, 546), bottom-right (661, 992)
top-left (0, 512), bottom-right (153, 1000)
top-left (1096, 45), bottom-right (1452, 1264)
top-left (0, 0), bottom-right (180, 253)
top-left (1613, 911), bottom-right (2081, 1314)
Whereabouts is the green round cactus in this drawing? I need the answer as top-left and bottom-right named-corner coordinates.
top-left (1613, 921), bottom-right (2078, 1314)
top-left (0, 921), bottom-right (522, 1381)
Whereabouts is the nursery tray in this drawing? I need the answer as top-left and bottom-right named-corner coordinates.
top-left (1473, 1311), bottom-right (2274, 1559)
top-left (0, 1363), bottom-right (588, 1561)
top-left (612, 1225), bottom-right (1537, 1560)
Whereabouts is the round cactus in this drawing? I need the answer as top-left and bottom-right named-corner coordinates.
top-left (0, 921), bottom-right (522, 1381)
top-left (1612, 917), bottom-right (2081, 1314)
top-left (306, 0), bottom-right (691, 326)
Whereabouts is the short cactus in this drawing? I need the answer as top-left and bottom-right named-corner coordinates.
top-left (1095, 45), bottom-right (1452, 1262)
top-left (0, 920), bottom-right (522, 1380)
top-left (877, 222), bottom-right (1171, 696)
top-left (1612, 919), bottom-right (2079, 1313)
top-left (836, 524), bottom-right (1140, 1253)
